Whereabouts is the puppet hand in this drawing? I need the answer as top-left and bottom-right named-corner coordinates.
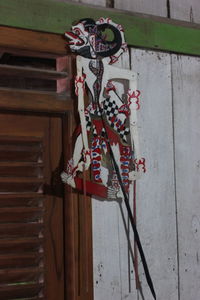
top-left (107, 186), bottom-right (123, 200)
top-left (83, 149), bottom-right (91, 170)
top-left (61, 171), bottom-right (76, 188)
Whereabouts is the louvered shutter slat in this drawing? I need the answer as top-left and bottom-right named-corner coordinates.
top-left (0, 140), bottom-right (43, 162)
top-left (0, 223), bottom-right (43, 237)
top-left (0, 106), bottom-right (64, 299)
top-left (0, 253), bottom-right (43, 268)
top-left (0, 237), bottom-right (43, 253)
top-left (0, 129), bottom-right (46, 299)
top-left (0, 64), bottom-right (68, 80)
top-left (0, 207), bottom-right (44, 223)
top-left (0, 163), bottom-right (43, 177)
top-left (0, 194), bottom-right (44, 207)
top-left (0, 267), bottom-right (44, 285)
top-left (0, 182), bottom-right (43, 193)
top-left (0, 283), bottom-right (43, 300)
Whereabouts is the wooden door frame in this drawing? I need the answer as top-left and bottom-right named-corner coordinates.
top-left (0, 26), bottom-right (93, 300)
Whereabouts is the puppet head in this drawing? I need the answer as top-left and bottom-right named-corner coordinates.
top-left (65, 17), bottom-right (127, 62)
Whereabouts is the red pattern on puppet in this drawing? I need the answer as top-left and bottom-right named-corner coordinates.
top-left (120, 145), bottom-right (132, 192)
top-left (134, 158), bottom-right (146, 173)
top-left (91, 137), bottom-right (103, 183)
top-left (75, 74), bottom-right (86, 96)
top-left (127, 89), bottom-right (141, 110)
top-left (98, 17), bottom-right (111, 24)
top-left (109, 55), bottom-right (119, 65)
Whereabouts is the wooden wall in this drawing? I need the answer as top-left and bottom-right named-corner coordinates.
top-left (59, 0), bottom-right (200, 299)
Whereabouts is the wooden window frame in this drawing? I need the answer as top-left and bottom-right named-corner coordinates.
top-left (0, 25), bottom-right (93, 300)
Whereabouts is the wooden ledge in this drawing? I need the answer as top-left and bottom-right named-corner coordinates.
top-left (0, 0), bottom-right (200, 55)
top-left (0, 88), bottom-right (73, 113)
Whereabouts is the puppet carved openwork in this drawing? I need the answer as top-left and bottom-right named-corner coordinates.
top-left (61, 17), bottom-right (145, 200)
top-left (61, 18), bottom-right (156, 299)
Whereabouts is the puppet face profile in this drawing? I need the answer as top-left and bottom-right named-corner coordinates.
top-left (65, 21), bottom-right (93, 56)
top-left (65, 18), bottom-right (127, 60)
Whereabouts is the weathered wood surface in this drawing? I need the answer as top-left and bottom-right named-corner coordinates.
top-left (0, 88), bottom-right (72, 113)
top-left (1, 0), bottom-right (200, 56)
top-left (172, 55), bottom-right (200, 300)
top-left (0, 65), bottom-right (67, 80)
top-left (92, 46), bottom-right (139, 300)
top-left (92, 49), bottom-right (179, 300)
top-left (131, 49), bottom-right (178, 300)
top-left (2, 1), bottom-right (195, 299)
top-left (61, 1), bottom-right (200, 300)
top-left (79, 0), bottom-right (106, 6)
top-left (93, 199), bottom-right (138, 299)
top-left (55, 0), bottom-right (106, 5)
top-left (0, 26), bottom-right (66, 57)
top-left (0, 114), bottom-right (64, 300)
top-left (170, 0), bottom-right (200, 23)
top-left (115, 0), bottom-right (167, 17)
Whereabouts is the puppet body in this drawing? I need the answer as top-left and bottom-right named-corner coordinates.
top-left (61, 18), bottom-right (145, 199)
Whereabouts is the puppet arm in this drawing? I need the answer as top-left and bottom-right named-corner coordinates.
top-left (75, 56), bottom-right (91, 164)
top-left (105, 64), bottom-right (144, 180)
top-left (128, 75), bottom-right (145, 179)
top-left (76, 55), bottom-right (91, 169)
top-left (61, 56), bottom-right (91, 187)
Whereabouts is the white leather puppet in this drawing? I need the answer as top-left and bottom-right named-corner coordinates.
top-left (61, 17), bottom-right (145, 200)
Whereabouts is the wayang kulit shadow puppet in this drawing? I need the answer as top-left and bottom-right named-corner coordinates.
top-left (61, 17), bottom-right (156, 299)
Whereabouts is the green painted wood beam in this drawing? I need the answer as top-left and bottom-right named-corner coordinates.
top-left (0, 0), bottom-right (200, 56)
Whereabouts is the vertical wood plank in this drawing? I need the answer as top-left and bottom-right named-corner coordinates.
top-left (79, 0), bottom-right (106, 6)
top-left (92, 50), bottom-right (139, 299)
top-left (170, 0), bottom-right (200, 23)
top-left (63, 109), bottom-right (94, 300)
top-left (93, 200), bottom-right (128, 299)
top-left (172, 55), bottom-right (200, 300)
top-left (63, 113), bottom-right (77, 300)
top-left (114, 51), bottom-right (140, 299)
top-left (44, 116), bottom-right (64, 300)
top-left (115, 0), bottom-right (167, 17)
top-left (90, 1), bottom-right (130, 299)
top-left (54, 0), bottom-right (106, 6)
top-left (131, 49), bottom-right (178, 300)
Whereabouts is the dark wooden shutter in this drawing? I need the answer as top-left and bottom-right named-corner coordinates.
top-left (0, 26), bottom-right (94, 300)
top-left (0, 114), bottom-right (64, 300)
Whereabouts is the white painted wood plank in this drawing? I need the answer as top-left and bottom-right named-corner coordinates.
top-left (79, 0), bottom-right (106, 6)
top-left (92, 52), bottom-right (138, 300)
top-left (86, 2), bottom-right (137, 299)
top-left (91, 1), bottom-right (128, 298)
top-left (54, 0), bottom-right (106, 6)
top-left (115, 0), bottom-right (167, 17)
top-left (170, 0), bottom-right (200, 23)
top-left (93, 199), bottom-right (138, 299)
top-left (131, 49), bottom-right (178, 300)
top-left (172, 54), bottom-right (200, 300)
top-left (93, 200), bottom-right (124, 299)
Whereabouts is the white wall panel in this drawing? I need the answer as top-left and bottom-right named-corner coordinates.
top-left (80, 0), bottom-right (106, 6)
top-left (172, 55), bottom-right (200, 300)
top-left (92, 51), bottom-right (139, 300)
top-left (56, 1), bottom-right (200, 299)
top-left (170, 0), bottom-right (200, 23)
top-left (54, 0), bottom-right (106, 6)
top-left (115, 0), bottom-right (167, 17)
top-left (131, 49), bottom-right (178, 300)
